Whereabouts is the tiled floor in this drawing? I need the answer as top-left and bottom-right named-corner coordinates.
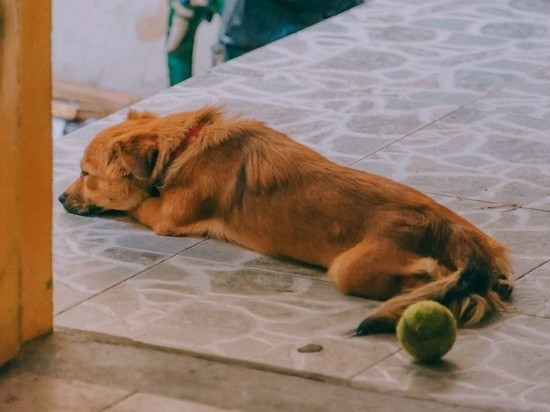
top-left (3, 0), bottom-right (550, 410)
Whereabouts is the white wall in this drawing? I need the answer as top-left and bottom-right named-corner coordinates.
top-left (52, 0), bottom-right (220, 98)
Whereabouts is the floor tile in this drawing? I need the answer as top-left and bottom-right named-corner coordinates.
top-left (0, 372), bottom-right (129, 412)
top-left (511, 261), bottom-right (550, 318)
top-left (352, 90), bottom-right (550, 209)
top-left (352, 314), bottom-right (550, 412)
top-left (2, 330), bottom-right (481, 412)
top-left (55, 256), bottom-right (396, 380)
top-left (180, 239), bottom-right (325, 279)
top-left (53, 201), bottom-right (201, 314)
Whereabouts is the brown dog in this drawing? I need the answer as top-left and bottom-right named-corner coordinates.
top-left (59, 107), bottom-right (514, 335)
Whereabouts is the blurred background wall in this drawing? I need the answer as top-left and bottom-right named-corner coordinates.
top-left (52, 0), bottom-right (219, 98)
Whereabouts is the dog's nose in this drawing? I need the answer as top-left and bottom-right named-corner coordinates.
top-left (58, 193), bottom-right (67, 204)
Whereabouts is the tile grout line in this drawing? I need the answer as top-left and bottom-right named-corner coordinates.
top-left (422, 192), bottom-right (550, 213)
top-left (348, 346), bottom-right (402, 381)
top-left (54, 237), bottom-right (334, 319)
top-left (346, 351), bottom-right (498, 412)
top-left (514, 259), bottom-right (550, 282)
top-left (53, 326), bottom-right (354, 388)
top-left (345, 61), bottom-right (545, 168)
top-left (98, 391), bottom-right (138, 412)
top-left (54, 238), bottom-right (209, 317)
top-left (345, 88), bottom-right (501, 168)
top-left (49, 326), bottom-right (493, 412)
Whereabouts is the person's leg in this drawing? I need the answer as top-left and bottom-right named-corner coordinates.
top-left (167, 3), bottom-right (212, 85)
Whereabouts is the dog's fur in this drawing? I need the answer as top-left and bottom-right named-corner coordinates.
top-left (59, 107), bottom-right (514, 335)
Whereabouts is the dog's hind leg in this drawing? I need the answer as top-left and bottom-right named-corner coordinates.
top-left (327, 239), bottom-right (449, 334)
top-left (349, 246), bottom-right (513, 336)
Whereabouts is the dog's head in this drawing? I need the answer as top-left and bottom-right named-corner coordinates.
top-left (59, 111), bottom-right (161, 215)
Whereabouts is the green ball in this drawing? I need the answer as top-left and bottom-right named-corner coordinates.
top-left (396, 300), bottom-right (457, 362)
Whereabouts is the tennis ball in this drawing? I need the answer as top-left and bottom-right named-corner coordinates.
top-left (396, 300), bottom-right (457, 363)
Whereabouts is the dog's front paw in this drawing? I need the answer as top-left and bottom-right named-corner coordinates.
top-left (154, 228), bottom-right (176, 236)
top-left (355, 316), bottom-right (395, 336)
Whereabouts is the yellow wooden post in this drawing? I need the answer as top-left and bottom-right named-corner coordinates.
top-left (0, 0), bottom-right (52, 365)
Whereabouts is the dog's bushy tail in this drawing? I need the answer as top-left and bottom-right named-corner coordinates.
top-left (439, 251), bottom-right (512, 323)
top-left (356, 223), bottom-right (514, 336)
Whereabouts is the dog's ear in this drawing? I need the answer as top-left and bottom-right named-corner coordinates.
top-left (127, 110), bottom-right (158, 120)
top-left (108, 137), bottom-right (159, 179)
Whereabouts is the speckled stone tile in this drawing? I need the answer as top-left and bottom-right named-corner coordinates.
top-left (511, 262), bottom-right (550, 319)
top-left (55, 256), bottom-right (397, 380)
top-left (352, 314), bottom-right (550, 412)
top-left (181, 239), bottom-right (326, 279)
top-left (53, 209), bottom-right (201, 314)
top-left (352, 86), bottom-right (550, 210)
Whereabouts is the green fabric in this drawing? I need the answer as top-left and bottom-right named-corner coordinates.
top-left (167, 1), bottom-right (224, 85)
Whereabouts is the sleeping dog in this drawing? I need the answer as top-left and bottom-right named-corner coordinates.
top-left (59, 107), bottom-right (514, 335)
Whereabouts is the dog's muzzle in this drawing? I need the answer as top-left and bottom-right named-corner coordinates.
top-left (58, 193), bottom-right (105, 216)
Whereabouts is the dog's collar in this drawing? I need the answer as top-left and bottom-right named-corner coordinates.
top-left (166, 123), bottom-right (203, 166)
top-left (153, 124), bottom-right (204, 193)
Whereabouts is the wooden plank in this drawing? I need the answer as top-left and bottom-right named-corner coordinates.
top-left (52, 78), bottom-right (140, 116)
top-left (52, 100), bottom-right (79, 120)
top-left (52, 99), bottom-right (111, 121)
